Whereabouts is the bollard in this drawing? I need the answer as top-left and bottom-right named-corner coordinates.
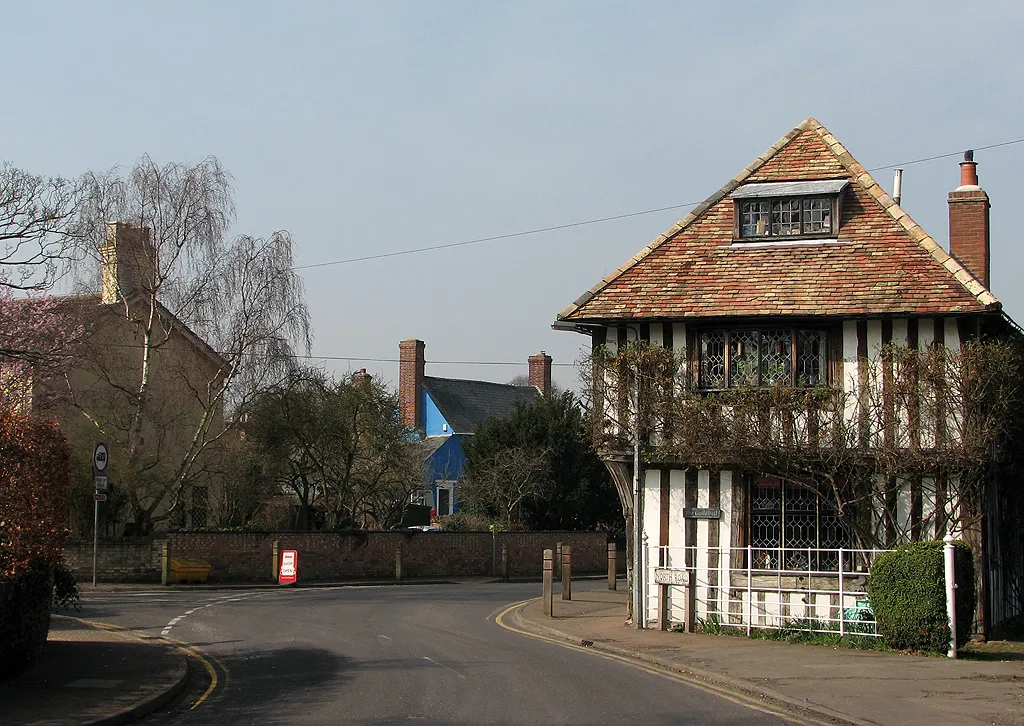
top-left (543, 549), bottom-right (554, 616)
top-left (562, 546), bottom-right (573, 599)
top-left (555, 541), bottom-right (563, 580)
top-left (501, 544), bottom-right (509, 581)
top-left (395, 547), bottom-right (403, 582)
top-left (272, 540), bottom-right (280, 583)
top-left (944, 534), bottom-right (957, 658)
top-left (608, 542), bottom-right (617, 590)
top-left (160, 541), bottom-right (169, 586)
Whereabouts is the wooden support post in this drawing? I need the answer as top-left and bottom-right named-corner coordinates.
top-left (272, 540), bottom-right (280, 582)
top-left (543, 549), bottom-right (554, 617)
top-left (658, 583), bottom-right (670, 631)
top-left (561, 545), bottom-right (572, 600)
top-left (160, 540), bottom-right (169, 586)
top-left (395, 547), bottom-right (403, 581)
top-left (501, 544), bottom-right (509, 581)
top-left (608, 542), bottom-right (617, 590)
top-left (685, 570), bottom-right (697, 633)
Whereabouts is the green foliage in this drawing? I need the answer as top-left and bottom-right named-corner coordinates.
top-left (0, 562), bottom-right (54, 678)
top-left (868, 540), bottom-right (976, 652)
top-left (463, 392), bottom-right (620, 531)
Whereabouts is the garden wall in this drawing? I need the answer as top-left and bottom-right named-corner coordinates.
top-left (64, 531), bottom-right (619, 583)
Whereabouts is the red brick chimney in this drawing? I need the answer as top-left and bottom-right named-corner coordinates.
top-left (352, 368), bottom-right (371, 389)
top-left (528, 351), bottom-right (552, 396)
top-left (948, 150), bottom-right (991, 288)
top-left (399, 339), bottom-right (425, 431)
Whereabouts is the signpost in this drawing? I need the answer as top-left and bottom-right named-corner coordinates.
top-left (279, 550), bottom-right (298, 585)
top-left (92, 441), bottom-right (108, 587)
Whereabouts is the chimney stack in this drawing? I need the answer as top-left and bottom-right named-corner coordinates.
top-left (948, 150), bottom-right (991, 288)
top-left (352, 368), bottom-right (372, 389)
top-left (528, 351), bottom-right (552, 396)
top-left (399, 339), bottom-right (425, 432)
top-left (100, 222), bottom-right (156, 304)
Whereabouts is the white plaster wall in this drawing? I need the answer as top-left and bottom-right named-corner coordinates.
top-left (649, 323), bottom-right (664, 348)
top-left (643, 468), bottom-right (662, 624)
top-left (945, 318), bottom-right (961, 352)
top-left (896, 478), bottom-right (912, 540)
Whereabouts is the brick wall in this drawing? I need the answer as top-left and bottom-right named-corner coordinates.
top-left (64, 538), bottom-right (164, 583)
top-left (64, 531), bottom-right (615, 583)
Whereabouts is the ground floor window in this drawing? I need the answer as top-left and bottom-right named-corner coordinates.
top-left (749, 475), bottom-right (848, 570)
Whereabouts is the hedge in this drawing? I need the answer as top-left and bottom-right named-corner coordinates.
top-left (0, 410), bottom-right (72, 677)
top-left (868, 540), bottom-right (976, 653)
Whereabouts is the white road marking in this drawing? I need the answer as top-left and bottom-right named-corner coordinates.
top-left (159, 594), bottom-right (254, 637)
top-left (422, 656), bottom-right (465, 679)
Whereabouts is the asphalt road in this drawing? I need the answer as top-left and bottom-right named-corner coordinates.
top-left (79, 583), bottom-right (789, 725)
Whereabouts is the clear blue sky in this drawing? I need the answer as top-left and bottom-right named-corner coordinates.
top-left (3, 2), bottom-right (1022, 390)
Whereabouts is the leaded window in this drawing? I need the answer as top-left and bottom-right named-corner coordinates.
top-left (697, 328), bottom-right (828, 389)
top-left (750, 476), bottom-right (848, 571)
top-left (738, 196), bottom-right (834, 239)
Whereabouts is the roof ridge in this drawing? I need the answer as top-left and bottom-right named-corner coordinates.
top-left (423, 375), bottom-right (530, 390)
top-left (556, 118), bottom-right (999, 321)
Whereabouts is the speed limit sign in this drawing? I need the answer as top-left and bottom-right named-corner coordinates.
top-left (93, 441), bottom-right (109, 492)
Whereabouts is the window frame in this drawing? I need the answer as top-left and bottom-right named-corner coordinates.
top-left (733, 194), bottom-right (842, 241)
top-left (695, 326), bottom-right (829, 390)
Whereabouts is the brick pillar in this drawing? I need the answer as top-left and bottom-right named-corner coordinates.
top-left (528, 351), bottom-right (552, 396)
top-left (948, 151), bottom-right (991, 289)
top-left (399, 339), bottom-right (425, 431)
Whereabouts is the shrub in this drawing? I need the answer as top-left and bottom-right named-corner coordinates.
top-left (868, 540), bottom-right (976, 653)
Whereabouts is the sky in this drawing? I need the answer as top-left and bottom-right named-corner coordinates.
top-left (3, 2), bottom-right (1022, 392)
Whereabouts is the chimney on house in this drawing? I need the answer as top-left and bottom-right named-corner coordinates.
top-left (399, 339), bottom-right (425, 432)
top-left (948, 150), bottom-right (991, 288)
top-left (528, 351), bottom-right (552, 396)
top-left (352, 368), bottom-right (371, 389)
top-left (100, 222), bottom-right (157, 304)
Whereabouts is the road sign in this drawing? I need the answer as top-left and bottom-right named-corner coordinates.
top-left (93, 441), bottom-right (108, 475)
top-left (94, 475), bottom-right (108, 493)
top-left (93, 493), bottom-right (107, 502)
top-left (279, 550), bottom-right (298, 585)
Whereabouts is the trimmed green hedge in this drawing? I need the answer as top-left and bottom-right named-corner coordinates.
top-left (868, 540), bottom-right (976, 653)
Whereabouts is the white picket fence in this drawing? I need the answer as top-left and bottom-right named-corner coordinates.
top-left (643, 545), bottom-right (891, 636)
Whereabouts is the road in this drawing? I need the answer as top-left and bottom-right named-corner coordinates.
top-left (79, 582), bottom-right (790, 725)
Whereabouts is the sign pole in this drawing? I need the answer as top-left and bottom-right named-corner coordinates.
top-left (91, 441), bottom-right (109, 588)
top-left (92, 498), bottom-right (99, 587)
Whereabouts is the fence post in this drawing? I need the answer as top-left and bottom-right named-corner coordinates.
top-left (944, 535), bottom-right (958, 659)
top-left (160, 540), bottom-right (169, 586)
top-left (272, 540), bottom-right (280, 583)
top-left (746, 545), bottom-right (752, 636)
top-left (561, 546), bottom-right (572, 600)
top-left (501, 544), bottom-right (509, 581)
top-left (395, 546), bottom-right (403, 582)
top-left (658, 582), bottom-right (670, 631)
top-left (838, 548), bottom-right (845, 637)
top-left (685, 569), bottom-right (696, 633)
top-left (543, 549), bottom-right (554, 616)
top-left (608, 542), bottom-right (617, 590)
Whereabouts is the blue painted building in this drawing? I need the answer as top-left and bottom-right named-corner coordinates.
top-left (399, 340), bottom-right (552, 516)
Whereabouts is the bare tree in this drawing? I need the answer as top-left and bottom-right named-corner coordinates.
top-left (461, 447), bottom-right (550, 528)
top-left (0, 162), bottom-right (82, 292)
top-left (51, 155), bottom-right (310, 534)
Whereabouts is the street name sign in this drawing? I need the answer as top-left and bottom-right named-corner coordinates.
top-left (654, 568), bottom-right (689, 585)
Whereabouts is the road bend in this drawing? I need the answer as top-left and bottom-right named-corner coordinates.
top-left (79, 583), bottom-right (791, 725)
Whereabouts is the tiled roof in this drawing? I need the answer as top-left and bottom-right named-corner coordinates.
top-left (558, 118), bottom-right (999, 323)
top-left (423, 376), bottom-right (540, 433)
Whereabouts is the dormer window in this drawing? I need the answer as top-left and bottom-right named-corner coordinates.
top-left (731, 180), bottom-right (848, 241)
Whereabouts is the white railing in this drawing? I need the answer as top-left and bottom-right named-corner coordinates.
top-left (644, 545), bottom-right (891, 637)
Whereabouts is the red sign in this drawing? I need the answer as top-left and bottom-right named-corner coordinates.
top-left (279, 550), bottom-right (298, 584)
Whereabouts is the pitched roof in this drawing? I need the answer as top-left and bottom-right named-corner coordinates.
top-left (558, 118), bottom-right (1000, 323)
top-left (422, 376), bottom-right (541, 433)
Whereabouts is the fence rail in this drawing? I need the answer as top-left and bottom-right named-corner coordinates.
top-left (645, 545), bottom-right (891, 637)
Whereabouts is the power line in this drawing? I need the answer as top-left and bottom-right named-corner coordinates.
top-left (292, 136), bottom-right (1023, 272)
top-left (288, 353), bottom-right (577, 367)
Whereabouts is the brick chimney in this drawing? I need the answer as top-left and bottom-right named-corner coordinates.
top-left (399, 339), bottom-right (425, 432)
top-left (100, 222), bottom-right (157, 304)
top-left (948, 150), bottom-right (991, 288)
top-left (352, 368), bottom-right (371, 389)
top-left (528, 351), bottom-right (552, 396)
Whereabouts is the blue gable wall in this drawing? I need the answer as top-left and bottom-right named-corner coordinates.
top-left (425, 434), bottom-right (466, 484)
top-left (423, 390), bottom-right (453, 436)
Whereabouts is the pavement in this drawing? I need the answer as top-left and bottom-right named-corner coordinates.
top-left (0, 615), bottom-right (187, 726)
top-left (2, 583), bottom-right (1021, 726)
top-left (509, 588), bottom-right (1024, 726)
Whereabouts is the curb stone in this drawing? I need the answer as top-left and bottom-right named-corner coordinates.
top-left (508, 600), bottom-right (875, 726)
